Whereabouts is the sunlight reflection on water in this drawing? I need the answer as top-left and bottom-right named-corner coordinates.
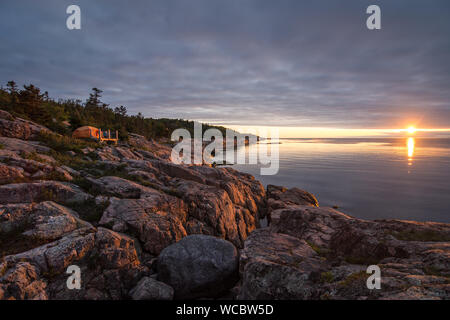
top-left (233, 138), bottom-right (450, 222)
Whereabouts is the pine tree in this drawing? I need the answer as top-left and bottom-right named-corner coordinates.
top-left (114, 105), bottom-right (127, 116)
top-left (86, 87), bottom-right (103, 108)
top-left (6, 81), bottom-right (19, 113)
top-left (18, 84), bottom-right (51, 125)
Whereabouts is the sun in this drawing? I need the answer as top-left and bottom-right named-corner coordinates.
top-left (407, 126), bottom-right (416, 134)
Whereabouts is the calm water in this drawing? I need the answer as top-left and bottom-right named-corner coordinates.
top-left (233, 138), bottom-right (450, 223)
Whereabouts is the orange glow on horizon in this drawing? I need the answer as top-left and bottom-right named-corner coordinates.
top-left (220, 125), bottom-right (450, 138)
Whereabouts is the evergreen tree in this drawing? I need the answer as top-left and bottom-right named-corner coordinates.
top-left (114, 105), bottom-right (127, 116)
top-left (6, 81), bottom-right (19, 113)
top-left (86, 87), bottom-right (103, 108)
top-left (18, 84), bottom-right (51, 124)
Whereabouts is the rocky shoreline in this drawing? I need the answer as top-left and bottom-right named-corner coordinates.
top-left (0, 110), bottom-right (449, 300)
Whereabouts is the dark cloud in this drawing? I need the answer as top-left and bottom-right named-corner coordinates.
top-left (1, 0), bottom-right (449, 129)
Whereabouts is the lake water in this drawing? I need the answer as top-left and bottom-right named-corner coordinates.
top-left (232, 138), bottom-right (450, 223)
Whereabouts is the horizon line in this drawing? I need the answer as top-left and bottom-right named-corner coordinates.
top-left (220, 125), bottom-right (450, 139)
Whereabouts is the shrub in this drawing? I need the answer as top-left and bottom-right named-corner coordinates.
top-left (338, 271), bottom-right (367, 287)
top-left (37, 131), bottom-right (97, 153)
top-left (21, 151), bottom-right (47, 163)
top-left (47, 149), bottom-right (94, 171)
top-left (320, 271), bottom-right (334, 283)
top-left (306, 241), bottom-right (331, 257)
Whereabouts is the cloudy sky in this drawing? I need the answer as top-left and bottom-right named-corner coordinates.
top-left (1, 0), bottom-right (449, 136)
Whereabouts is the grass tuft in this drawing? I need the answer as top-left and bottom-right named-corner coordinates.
top-left (320, 271), bottom-right (334, 283)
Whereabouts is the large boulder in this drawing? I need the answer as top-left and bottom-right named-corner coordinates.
top-left (238, 229), bottom-right (325, 300)
top-left (99, 192), bottom-right (188, 255)
top-left (157, 235), bottom-right (239, 299)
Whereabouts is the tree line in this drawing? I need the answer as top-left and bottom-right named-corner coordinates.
top-left (0, 81), bottom-right (227, 141)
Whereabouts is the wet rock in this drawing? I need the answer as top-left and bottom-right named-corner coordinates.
top-left (157, 235), bottom-right (239, 299)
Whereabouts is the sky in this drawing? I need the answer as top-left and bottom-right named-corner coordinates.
top-left (1, 0), bottom-right (450, 137)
